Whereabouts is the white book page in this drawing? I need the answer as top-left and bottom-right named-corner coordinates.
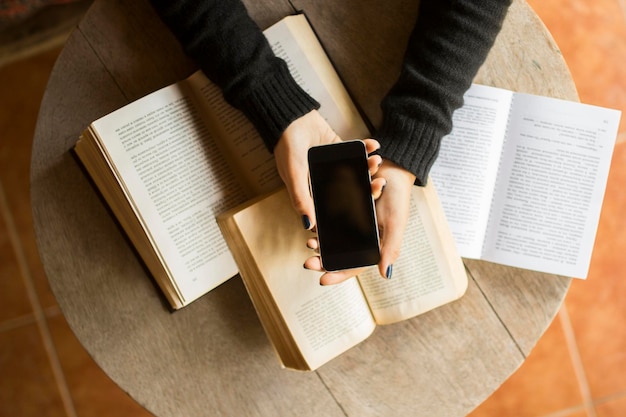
top-left (92, 83), bottom-right (245, 304)
top-left (430, 84), bottom-right (513, 257)
top-left (482, 93), bottom-right (621, 277)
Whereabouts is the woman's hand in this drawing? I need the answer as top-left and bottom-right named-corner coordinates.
top-left (273, 110), bottom-right (383, 230)
top-left (304, 159), bottom-right (415, 285)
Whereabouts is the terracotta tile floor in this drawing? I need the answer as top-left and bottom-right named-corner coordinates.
top-left (1, 1), bottom-right (625, 416)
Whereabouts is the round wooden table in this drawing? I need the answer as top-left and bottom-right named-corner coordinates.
top-left (31, 0), bottom-right (576, 415)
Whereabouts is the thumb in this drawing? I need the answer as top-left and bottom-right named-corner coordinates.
top-left (373, 161), bottom-right (415, 279)
top-left (378, 216), bottom-right (404, 279)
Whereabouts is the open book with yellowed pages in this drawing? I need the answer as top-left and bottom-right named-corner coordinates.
top-left (217, 184), bottom-right (467, 371)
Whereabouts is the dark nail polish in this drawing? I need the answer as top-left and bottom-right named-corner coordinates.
top-left (385, 264), bottom-right (393, 279)
top-left (302, 215), bottom-right (311, 230)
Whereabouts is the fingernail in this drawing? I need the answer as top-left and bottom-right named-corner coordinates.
top-left (302, 215), bottom-right (311, 230)
top-left (385, 264), bottom-right (393, 279)
top-left (381, 180), bottom-right (387, 192)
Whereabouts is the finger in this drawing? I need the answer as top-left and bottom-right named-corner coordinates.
top-left (303, 255), bottom-right (323, 271)
top-left (319, 269), bottom-right (363, 286)
top-left (371, 177), bottom-right (387, 200)
top-left (304, 256), bottom-right (363, 285)
top-left (378, 219), bottom-right (404, 279)
top-left (306, 237), bottom-right (319, 250)
top-left (371, 160), bottom-right (415, 279)
top-left (368, 154), bottom-right (383, 176)
top-left (363, 138), bottom-right (381, 154)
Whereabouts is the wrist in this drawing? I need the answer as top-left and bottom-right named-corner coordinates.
top-left (236, 62), bottom-right (320, 152)
top-left (375, 160), bottom-right (417, 187)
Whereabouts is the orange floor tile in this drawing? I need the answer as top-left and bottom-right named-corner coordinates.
top-left (1, 1), bottom-right (625, 416)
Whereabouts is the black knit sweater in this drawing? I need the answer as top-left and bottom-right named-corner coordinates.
top-left (150, 0), bottom-right (511, 185)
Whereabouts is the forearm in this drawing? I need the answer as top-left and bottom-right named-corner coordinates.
top-left (150, 0), bottom-right (319, 150)
top-left (375, 0), bottom-right (512, 185)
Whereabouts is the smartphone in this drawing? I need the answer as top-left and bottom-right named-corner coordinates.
top-left (307, 140), bottom-right (380, 271)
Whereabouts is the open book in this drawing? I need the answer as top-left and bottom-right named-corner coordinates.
top-left (74, 14), bottom-right (467, 316)
top-left (430, 84), bottom-right (621, 278)
top-left (217, 184), bottom-right (466, 371)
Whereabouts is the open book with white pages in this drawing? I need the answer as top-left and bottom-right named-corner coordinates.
top-left (430, 83), bottom-right (621, 278)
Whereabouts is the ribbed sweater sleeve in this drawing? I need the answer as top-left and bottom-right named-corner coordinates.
top-left (151, 0), bottom-right (511, 183)
top-left (375, 0), bottom-right (511, 185)
top-left (149, 0), bottom-right (320, 151)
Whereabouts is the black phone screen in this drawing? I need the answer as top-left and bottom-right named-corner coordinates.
top-left (308, 141), bottom-right (380, 271)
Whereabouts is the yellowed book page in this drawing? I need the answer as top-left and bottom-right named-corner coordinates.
top-left (89, 82), bottom-right (245, 305)
top-left (358, 182), bottom-right (468, 325)
top-left (232, 189), bottom-right (376, 370)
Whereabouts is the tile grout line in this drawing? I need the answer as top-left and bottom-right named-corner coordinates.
top-left (0, 180), bottom-right (78, 417)
top-left (593, 389), bottom-right (626, 407)
top-left (558, 305), bottom-right (597, 417)
top-left (540, 404), bottom-right (588, 417)
top-left (0, 306), bottom-right (62, 333)
top-left (0, 313), bottom-right (38, 333)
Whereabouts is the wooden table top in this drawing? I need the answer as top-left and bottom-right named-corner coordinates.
top-left (30, 0), bottom-right (576, 415)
